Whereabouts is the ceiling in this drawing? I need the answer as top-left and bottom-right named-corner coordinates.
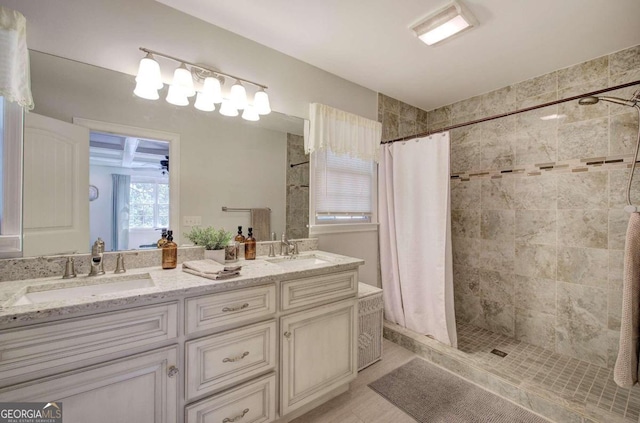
top-left (155, 0), bottom-right (640, 111)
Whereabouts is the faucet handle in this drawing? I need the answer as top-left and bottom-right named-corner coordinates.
top-left (292, 241), bottom-right (299, 255)
top-left (62, 257), bottom-right (77, 279)
top-left (114, 253), bottom-right (126, 274)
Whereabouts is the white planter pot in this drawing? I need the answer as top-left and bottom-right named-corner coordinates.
top-left (204, 249), bottom-right (226, 264)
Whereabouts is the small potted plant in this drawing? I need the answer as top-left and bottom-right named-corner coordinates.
top-left (185, 226), bottom-right (233, 264)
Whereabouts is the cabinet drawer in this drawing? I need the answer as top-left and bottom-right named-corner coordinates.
top-left (186, 373), bottom-right (276, 423)
top-left (0, 346), bottom-right (179, 423)
top-left (185, 285), bottom-right (276, 335)
top-left (185, 320), bottom-right (276, 401)
top-left (280, 270), bottom-right (358, 311)
top-left (0, 302), bottom-right (178, 385)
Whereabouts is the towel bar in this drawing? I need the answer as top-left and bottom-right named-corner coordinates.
top-left (222, 207), bottom-right (271, 212)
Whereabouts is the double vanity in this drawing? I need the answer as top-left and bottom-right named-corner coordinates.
top-left (0, 249), bottom-right (364, 423)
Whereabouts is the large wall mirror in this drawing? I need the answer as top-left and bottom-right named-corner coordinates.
top-left (4, 50), bottom-right (309, 258)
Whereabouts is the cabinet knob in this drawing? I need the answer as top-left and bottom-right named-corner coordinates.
top-left (167, 366), bottom-right (179, 378)
top-left (284, 331), bottom-right (292, 339)
top-left (223, 408), bottom-right (249, 422)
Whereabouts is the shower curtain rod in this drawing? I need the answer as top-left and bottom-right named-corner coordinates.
top-left (383, 79), bottom-right (640, 144)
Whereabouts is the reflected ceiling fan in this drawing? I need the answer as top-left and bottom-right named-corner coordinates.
top-left (131, 155), bottom-right (169, 175)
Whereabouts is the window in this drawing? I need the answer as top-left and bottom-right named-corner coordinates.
top-left (311, 149), bottom-right (376, 226)
top-left (129, 178), bottom-right (169, 229)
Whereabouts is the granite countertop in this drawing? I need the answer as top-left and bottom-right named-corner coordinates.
top-left (0, 250), bottom-right (364, 326)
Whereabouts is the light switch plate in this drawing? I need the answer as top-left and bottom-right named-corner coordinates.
top-left (183, 216), bottom-right (202, 226)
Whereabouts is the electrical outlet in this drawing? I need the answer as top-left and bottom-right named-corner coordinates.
top-left (183, 216), bottom-right (202, 226)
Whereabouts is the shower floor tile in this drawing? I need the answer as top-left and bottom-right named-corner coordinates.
top-left (456, 322), bottom-right (640, 422)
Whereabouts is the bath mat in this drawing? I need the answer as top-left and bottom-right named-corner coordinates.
top-left (368, 358), bottom-right (550, 423)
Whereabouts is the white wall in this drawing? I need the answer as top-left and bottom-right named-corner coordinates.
top-left (1, 0), bottom-right (377, 121)
top-left (30, 52), bottom-right (287, 249)
top-left (315, 231), bottom-right (380, 288)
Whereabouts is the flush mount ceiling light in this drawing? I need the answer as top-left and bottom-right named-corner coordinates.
top-left (133, 47), bottom-right (271, 121)
top-left (410, 0), bottom-right (477, 46)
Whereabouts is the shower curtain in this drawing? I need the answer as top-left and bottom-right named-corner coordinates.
top-left (378, 132), bottom-right (457, 347)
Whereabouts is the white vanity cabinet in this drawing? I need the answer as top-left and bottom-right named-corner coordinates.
top-left (0, 346), bottom-right (179, 423)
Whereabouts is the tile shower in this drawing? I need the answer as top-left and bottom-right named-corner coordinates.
top-left (379, 44), bottom-right (640, 369)
top-left (378, 46), bottom-right (640, 421)
top-left (286, 133), bottom-right (309, 239)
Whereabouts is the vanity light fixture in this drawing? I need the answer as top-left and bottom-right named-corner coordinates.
top-left (410, 0), bottom-right (477, 46)
top-left (133, 47), bottom-right (271, 121)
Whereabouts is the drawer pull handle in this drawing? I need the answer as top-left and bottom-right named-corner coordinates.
top-left (222, 408), bottom-right (249, 422)
top-left (167, 366), bottom-right (179, 378)
top-left (284, 331), bottom-right (292, 339)
top-left (222, 351), bottom-right (250, 363)
top-left (222, 303), bottom-right (249, 312)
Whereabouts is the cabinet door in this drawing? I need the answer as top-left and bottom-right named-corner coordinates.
top-left (0, 346), bottom-right (179, 423)
top-left (280, 299), bottom-right (357, 416)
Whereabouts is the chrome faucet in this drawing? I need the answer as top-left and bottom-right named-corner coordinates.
top-left (281, 233), bottom-right (295, 256)
top-left (88, 238), bottom-right (105, 276)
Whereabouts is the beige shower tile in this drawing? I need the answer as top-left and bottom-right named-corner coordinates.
top-left (515, 108), bottom-right (558, 166)
top-left (479, 116), bottom-right (516, 170)
top-left (479, 269), bottom-right (514, 306)
top-left (382, 94), bottom-right (400, 114)
top-left (416, 108), bottom-right (429, 125)
top-left (399, 101), bottom-right (417, 121)
top-left (398, 116), bottom-right (416, 138)
top-left (608, 287), bottom-right (623, 331)
top-left (515, 72), bottom-right (558, 102)
top-left (450, 179), bottom-right (481, 210)
top-left (609, 168), bottom-right (640, 209)
top-left (452, 236), bottom-right (480, 268)
top-left (557, 282), bottom-right (607, 326)
top-left (514, 174), bottom-right (557, 210)
top-left (481, 178), bottom-right (516, 210)
top-left (481, 210), bottom-right (515, 241)
top-left (608, 68), bottom-right (640, 109)
top-left (557, 171), bottom-right (609, 209)
top-left (479, 239), bottom-right (514, 274)
top-left (514, 275), bottom-right (556, 314)
top-left (480, 299), bottom-right (515, 337)
top-left (515, 210), bottom-right (556, 245)
top-left (609, 45), bottom-right (640, 76)
top-left (427, 105), bottom-right (450, 126)
top-left (608, 208), bottom-right (629, 250)
top-left (558, 117), bottom-right (609, 161)
top-left (381, 111), bottom-right (399, 142)
top-left (556, 317), bottom-right (608, 367)
top-left (453, 265), bottom-right (480, 297)
top-left (451, 95), bottom-right (482, 120)
top-left (515, 308), bottom-right (555, 349)
top-left (608, 329), bottom-right (620, 369)
top-left (557, 209), bottom-right (608, 249)
top-left (514, 242), bottom-right (556, 279)
top-left (478, 86), bottom-right (516, 117)
top-left (609, 249), bottom-right (624, 291)
top-left (557, 247), bottom-right (608, 287)
top-left (557, 56), bottom-right (608, 89)
top-left (452, 209), bottom-right (481, 239)
top-left (450, 137), bottom-right (480, 173)
top-left (609, 110), bottom-right (639, 156)
top-left (455, 293), bottom-right (485, 327)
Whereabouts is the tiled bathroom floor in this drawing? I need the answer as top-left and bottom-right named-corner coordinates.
top-left (456, 323), bottom-right (640, 422)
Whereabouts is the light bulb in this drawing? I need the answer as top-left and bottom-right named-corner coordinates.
top-left (202, 76), bottom-right (223, 104)
top-left (133, 80), bottom-right (159, 100)
top-left (242, 105), bottom-right (260, 121)
top-left (254, 89), bottom-right (271, 115)
top-left (166, 84), bottom-right (189, 106)
top-left (230, 80), bottom-right (247, 110)
top-left (135, 53), bottom-right (163, 89)
top-left (219, 99), bottom-right (238, 117)
top-left (171, 63), bottom-right (195, 97)
top-left (194, 91), bottom-right (215, 112)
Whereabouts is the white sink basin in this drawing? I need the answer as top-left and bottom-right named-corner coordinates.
top-left (10, 273), bottom-right (155, 306)
top-left (265, 254), bottom-right (332, 268)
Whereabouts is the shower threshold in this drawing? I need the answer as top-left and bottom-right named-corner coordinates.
top-left (384, 321), bottom-right (640, 423)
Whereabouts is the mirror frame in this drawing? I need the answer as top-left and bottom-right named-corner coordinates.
top-left (73, 117), bottom-right (182, 245)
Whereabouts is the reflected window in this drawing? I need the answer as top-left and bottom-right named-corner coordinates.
top-left (129, 179), bottom-right (169, 229)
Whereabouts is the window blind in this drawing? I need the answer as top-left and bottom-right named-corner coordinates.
top-left (314, 149), bottom-right (374, 223)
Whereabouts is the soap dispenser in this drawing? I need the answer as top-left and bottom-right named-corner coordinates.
top-left (162, 230), bottom-right (177, 269)
top-left (234, 226), bottom-right (246, 243)
top-left (157, 229), bottom-right (168, 248)
top-left (244, 227), bottom-right (256, 260)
